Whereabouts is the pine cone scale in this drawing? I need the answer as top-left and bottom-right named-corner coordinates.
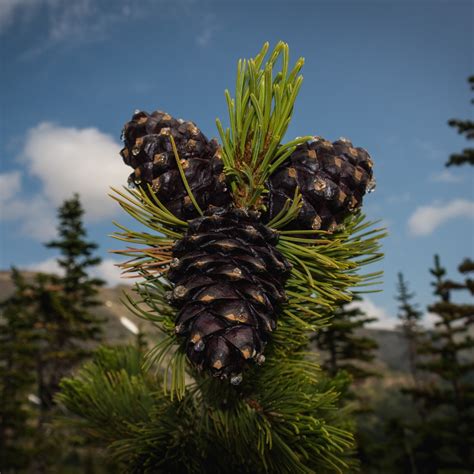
top-left (120, 110), bottom-right (232, 220)
top-left (265, 137), bottom-right (375, 231)
top-left (168, 208), bottom-right (291, 379)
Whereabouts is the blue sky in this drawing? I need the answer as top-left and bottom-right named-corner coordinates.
top-left (0, 0), bottom-right (473, 328)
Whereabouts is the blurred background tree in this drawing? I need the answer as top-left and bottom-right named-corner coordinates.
top-left (0, 195), bottom-right (108, 473)
top-left (405, 256), bottom-right (474, 473)
top-left (40, 194), bottom-right (105, 410)
top-left (312, 297), bottom-right (380, 469)
top-left (446, 76), bottom-right (474, 167)
top-left (395, 273), bottom-right (424, 389)
top-left (0, 269), bottom-right (38, 471)
top-left (313, 297), bottom-right (379, 383)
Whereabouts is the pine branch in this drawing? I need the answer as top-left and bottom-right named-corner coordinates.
top-left (60, 42), bottom-right (387, 473)
top-left (59, 345), bottom-right (356, 473)
top-left (216, 41), bottom-right (312, 209)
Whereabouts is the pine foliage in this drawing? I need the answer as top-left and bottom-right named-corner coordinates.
top-left (446, 76), bottom-right (474, 167)
top-left (313, 296), bottom-right (378, 381)
top-left (60, 345), bottom-right (357, 473)
top-left (0, 269), bottom-right (38, 470)
top-left (395, 273), bottom-right (423, 386)
top-left (38, 194), bottom-right (105, 409)
top-left (60, 42), bottom-right (385, 472)
top-left (0, 195), bottom-right (107, 472)
top-left (407, 256), bottom-right (474, 472)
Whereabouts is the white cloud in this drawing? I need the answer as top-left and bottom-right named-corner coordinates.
top-left (25, 257), bottom-right (125, 287)
top-left (4, 0), bottom-right (217, 59)
top-left (22, 122), bottom-right (123, 219)
top-left (90, 258), bottom-right (125, 287)
top-left (4, 0), bottom-right (137, 58)
top-left (408, 199), bottom-right (474, 236)
top-left (196, 28), bottom-right (213, 47)
top-left (422, 312), bottom-right (438, 329)
top-left (1, 0), bottom-right (108, 37)
top-left (25, 256), bottom-right (62, 274)
top-left (0, 0), bottom-right (37, 30)
top-left (1, 181), bottom-right (56, 239)
top-left (195, 13), bottom-right (219, 47)
top-left (3, 122), bottom-right (125, 239)
top-left (0, 171), bottom-right (21, 202)
top-left (347, 299), bottom-right (439, 331)
top-left (47, 0), bottom-right (96, 41)
top-left (430, 170), bottom-right (464, 184)
top-left (348, 297), bottom-right (396, 330)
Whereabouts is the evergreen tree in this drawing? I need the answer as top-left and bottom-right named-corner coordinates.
top-left (59, 42), bottom-right (385, 472)
top-left (408, 256), bottom-right (474, 472)
top-left (366, 273), bottom-right (427, 474)
top-left (313, 296), bottom-right (379, 382)
top-left (312, 298), bottom-right (379, 471)
top-left (1, 196), bottom-right (107, 472)
top-left (395, 273), bottom-right (424, 386)
top-left (0, 269), bottom-right (38, 471)
top-left (39, 194), bottom-right (105, 410)
top-left (446, 76), bottom-right (474, 167)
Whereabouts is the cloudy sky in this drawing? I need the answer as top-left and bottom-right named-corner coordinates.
top-left (0, 0), bottom-right (472, 329)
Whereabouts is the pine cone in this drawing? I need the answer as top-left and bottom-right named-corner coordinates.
top-left (167, 208), bottom-right (292, 383)
top-left (120, 110), bottom-right (232, 220)
top-left (265, 137), bottom-right (375, 231)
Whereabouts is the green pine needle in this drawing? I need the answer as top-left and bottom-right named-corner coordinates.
top-left (216, 41), bottom-right (312, 210)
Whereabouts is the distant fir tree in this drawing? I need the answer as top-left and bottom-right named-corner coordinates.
top-left (446, 75), bottom-right (474, 167)
top-left (32, 272), bottom-right (71, 417)
top-left (395, 273), bottom-right (424, 387)
top-left (0, 269), bottom-right (38, 471)
top-left (312, 297), bottom-right (381, 472)
top-left (1, 196), bottom-right (107, 472)
top-left (409, 255), bottom-right (474, 472)
top-left (314, 296), bottom-right (379, 382)
top-left (370, 273), bottom-right (427, 474)
top-left (312, 296), bottom-right (379, 464)
top-left (38, 194), bottom-right (105, 410)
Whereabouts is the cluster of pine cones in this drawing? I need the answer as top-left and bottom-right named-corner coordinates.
top-left (120, 110), bottom-right (375, 383)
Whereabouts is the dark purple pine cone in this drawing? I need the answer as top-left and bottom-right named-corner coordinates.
top-left (167, 207), bottom-right (292, 383)
top-left (120, 110), bottom-right (232, 220)
top-left (265, 137), bottom-right (375, 232)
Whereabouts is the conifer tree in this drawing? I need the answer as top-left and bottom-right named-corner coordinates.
top-left (395, 273), bottom-right (423, 387)
top-left (368, 273), bottom-right (426, 474)
top-left (311, 297), bottom-right (379, 471)
top-left (39, 194), bottom-right (105, 410)
top-left (1, 196), bottom-right (106, 472)
top-left (446, 75), bottom-right (474, 167)
top-left (0, 269), bottom-right (38, 471)
top-left (313, 296), bottom-right (378, 382)
top-left (408, 255), bottom-right (474, 472)
top-left (59, 42), bottom-right (384, 473)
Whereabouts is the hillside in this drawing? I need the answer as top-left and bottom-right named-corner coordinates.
top-left (0, 270), bottom-right (162, 347)
top-left (0, 270), bottom-right (410, 373)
